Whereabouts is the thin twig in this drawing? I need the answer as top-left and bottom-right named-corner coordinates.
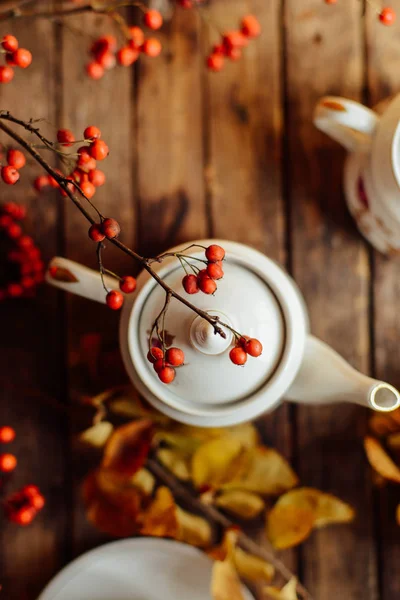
top-left (146, 458), bottom-right (313, 600)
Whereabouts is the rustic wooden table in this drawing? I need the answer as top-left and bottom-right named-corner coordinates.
top-left (1, 1), bottom-right (400, 598)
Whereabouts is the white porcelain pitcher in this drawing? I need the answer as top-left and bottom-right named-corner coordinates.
top-left (46, 240), bottom-right (400, 426)
top-left (314, 95), bottom-right (400, 254)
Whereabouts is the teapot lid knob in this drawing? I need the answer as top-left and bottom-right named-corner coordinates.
top-left (189, 311), bottom-right (233, 355)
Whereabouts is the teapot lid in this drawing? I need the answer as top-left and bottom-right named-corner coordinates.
top-left (122, 241), bottom-right (308, 425)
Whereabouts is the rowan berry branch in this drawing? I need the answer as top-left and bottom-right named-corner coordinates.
top-left (0, 112), bottom-right (230, 339)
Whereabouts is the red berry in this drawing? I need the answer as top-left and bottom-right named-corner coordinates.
top-left (2, 165), bottom-right (19, 184)
top-left (197, 268), bottom-right (208, 280)
top-left (182, 274), bottom-right (199, 294)
top-left (22, 276), bottom-right (35, 289)
top-left (8, 283), bottom-right (23, 297)
top-left (80, 180), bottom-right (96, 199)
top-left (205, 244), bottom-right (225, 262)
top-left (34, 174), bottom-right (50, 191)
top-left (95, 48), bottom-right (116, 70)
top-left (7, 223), bottom-right (22, 239)
top-left (238, 335), bottom-right (250, 349)
top-left (10, 506), bottom-right (36, 526)
top-left (119, 275), bottom-right (137, 294)
top-left (207, 53), bottom-right (224, 72)
top-left (153, 358), bottom-right (165, 373)
top-left (30, 493), bottom-right (45, 510)
top-left (2, 35), bottom-right (18, 52)
top-left (144, 9), bottom-right (163, 30)
top-left (3, 202), bottom-right (19, 217)
top-left (244, 338), bottom-right (263, 357)
top-left (89, 139), bottom-right (109, 161)
top-left (206, 262), bottom-right (224, 280)
top-left (379, 7), bottom-right (396, 25)
top-left (147, 347), bottom-right (164, 363)
top-left (0, 453), bottom-right (17, 472)
top-left (142, 38), bottom-right (162, 57)
top-left (77, 153), bottom-right (96, 171)
top-left (22, 484), bottom-right (40, 498)
top-left (0, 426), bottom-right (15, 443)
top-left (88, 223), bottom-right (105, 242)
top-left (229, 346), bottom-right (247, 366)
top-left (324, 0), bottom-right (337, 3)
top-left (117, 46), bottom-right (139, 66)
top-left (198, 276), bottom-right (217, 295)
top-left (223, 31), bottom-right (248, 50)
top-left (88, 168), bottom-right (106, 187)
top-left (213, 43), bottom-right (226, 56)
top-left (165, 347), bottom-right (184, 367)
top-left (241, 15), bottom-right (262, 38)
top-left (18, 236), bottom-right (34, 249)
top-left (0, 66), bottom-right (14, 83)
top-left (84, 125), bottom-right (101, 140)
top-left (101, 217), bottom-right (120, 239)
top-left (129, 26), bottom-right (145, 48)
top-left (12, 48), bottom-right (32, 68)
top-left (0, 215), bottom-right (12, 228)
top-left (178, 0), bottom-right (194, 7)
top-left (57, 128), bottom-right (75, 147)
top-left (158, 366), bottom-right (176, 384)
top-left (7, 149), bottom-right (26, 169)
top-left (106, 290), bottom-right (124, 310)
top-left (227, 46), bottom-right (242, 61)
top-left (86, 61), bottom-right (104, 80)
top-left (91, 35), bottom-right (117, 54)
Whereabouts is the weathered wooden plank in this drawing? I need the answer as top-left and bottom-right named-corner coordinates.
top-left (60, 11), bottom-right (135, 556)
top-left (204, 0), bottom-right (294, 583)
top-left (285, 0), bottom-right (378, 598)
top-left (0, 15), bottom-right (68, 600)
top-left (136, 5), bottom-right (207, 257)
top-left (366, 1), bottom-right (400, 597)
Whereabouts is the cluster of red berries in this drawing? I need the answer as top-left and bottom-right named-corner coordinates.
top-left (182, 244), bottom-right (225, 296)
top-left (0, 202), bottom-right (44, 300)
top-left (34, 126), bottom-right (108, 200)
top-left (105, 272), bottom-right (137, 311)
top-left (229, 336), bottom-right (263, 366)
top-left (86, 11), bottom-right (163, 81)
top-left (0, 35), bottom-right (32, 84)
top-left (1, 148), bottom-right (26, 185)
top-left (206, 15), bottom-right (261, 72)
top-left (147, 346), bottom-right (184, 384)
top-left (177, 0), bottom-right (205, 8)
top-left (4, 485), bottom-right (45, 526)
top-left (325, 0), bottom-right (396, 25)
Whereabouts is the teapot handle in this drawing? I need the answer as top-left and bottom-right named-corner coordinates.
top-left (46, 257), bottom-right (118, 304)
top-left (314, 96), bottom-right (379, 152)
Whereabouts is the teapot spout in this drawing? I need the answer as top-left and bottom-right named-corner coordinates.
top-left (286, 335), bottom-right (400, 413)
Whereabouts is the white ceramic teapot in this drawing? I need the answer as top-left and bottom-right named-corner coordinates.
top-left (46, 240), bottom-right (400, 426)
top-left (314, 95), bottom-right (400, 254)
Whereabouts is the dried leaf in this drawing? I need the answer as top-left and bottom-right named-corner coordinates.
top-left (192, 437), bottom-right (249, 489)
top-left (208, 528), bottom-right (239, 562)
top-left (233, 547), bottom-right (274, 583)
top-left (154, 431), bottom-right (202, 455)
top-left (211, 559), bottom-right (245, 600)
top-left (215, 489), bottom-right (265, 519)
top-left (173, 423), bottom-right (259, 448)
top-left (266, 505), bottom-right (314, 549)
top-left (130, 468), bottom-right (155, 496)
top-left (48, 265), bottom-right (78, 282)
top-left (275, 487), bottom-right (354, 529)
top-left (102, 419), bottom-right (154, 476)
top-left (157, 448), bottom-right (191, 481)
top-left (78, 421), bottom-right (113, 448)
top-left (364, 435), bottom-right (400, 483)
top-left (140, 486), bottom-right (179, 539)
top-left (109, 386), bottom-right (170, 424)
top-left (176, 506), bottom-right (212, 548)
top-left (224, 447), bottom-right (298, 496)
top-left (265, 578), bottom-right (299, 600)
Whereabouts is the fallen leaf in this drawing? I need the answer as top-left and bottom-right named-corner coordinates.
top-left (215, 489), bottom-right (265, 519)
top-left (211, 559), bottom-right (245, 600)
top-left (176, 506), bottom-right (212, 547)
top-left (364, 435), bottom-right (400, 483)
top-left (275, 487), bottom-right (354, 528)
top-left (266, 504), bottom-right (314, 549)
top-left (78, 421), bottom-right (113, 448)
top-left (233, 547), bottom-right (274, 583)
top-left (192, 437), bottom-right (249, 489)
top-left (109, 386), bottom-right (170, 424)
top-left (265, 578), bottom-right (299, 599)
top-left (130, 468), bottom-right (155, 496)
top-left (154, 431), bottom-right (201, 455)
top-left (157, 448), bottom-right (191, 481)
top-left (224, 447), bottom-right (298, 496)
top-left (173, 423), bottom-right (259, 448)
top-left (102, 419), bottom-right (154, 476)
top-left (140, 486), bottom-right (179, 539)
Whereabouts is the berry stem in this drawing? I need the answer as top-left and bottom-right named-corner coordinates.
top-left (96, 243), bottom-right (109, 293)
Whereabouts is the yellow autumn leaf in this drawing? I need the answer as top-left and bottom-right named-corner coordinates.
top-left (130, 468), bottom-right (155, 496)
top-left (364, 435), bottom-right (400, 483)
top-left (78, 421), bottom-right (113, 448)
top-left (275, 487), bottom-right (354, 528)
top-left (108, 385), bottom-right (170, 424)
top-left (233, 546), bottom-right (274, 583)
top-left (215, 489), bottom-right (265, 519)
top-left (265, 578), bottom-right (299, 600)
top-left (224, 447), bottom-right (298, 496)
top-left (266, 504), bottom-right (315, 549)
top-left (176, 506), bottom-right (212, 548)
top-left (211, 559), bottom-right (245, 600)
top-left (154, 431), bottom-right (202, 455)
top-left (176, 423), bottom-right (259, 447)
top-left (140, 486), bottom-right (179, 539)
top-left (192, 437), bottom-right (249, 489)
top-left (157, 448), bottom-right (191, 481)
